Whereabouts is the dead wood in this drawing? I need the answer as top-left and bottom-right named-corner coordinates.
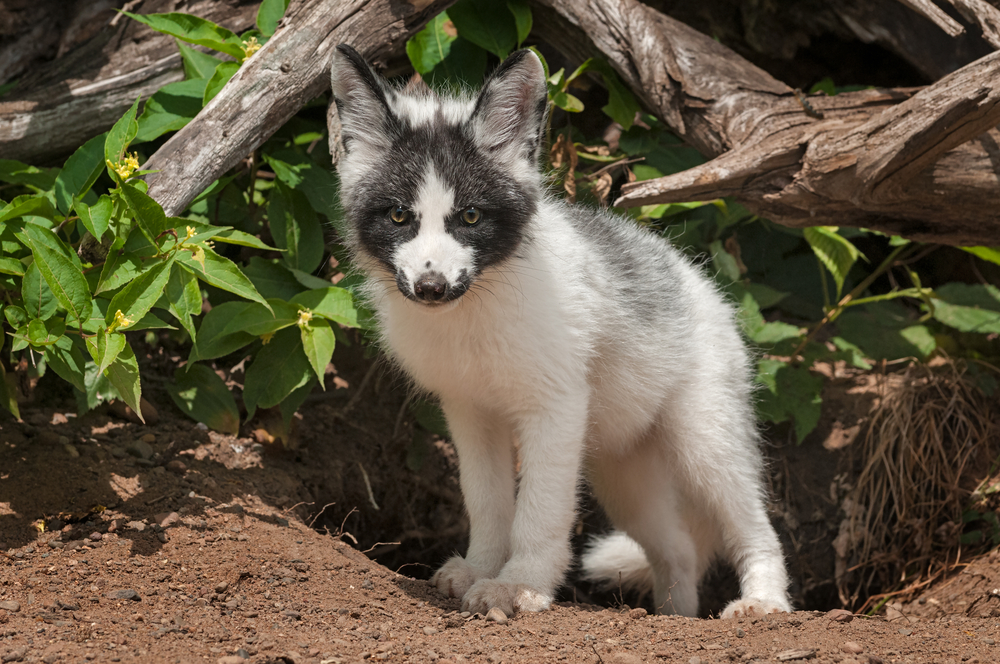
top-left (0, 0), bottom-right (260, 164)
top-left (142, 0), bottom-right (453, 217)
top-left (532, 0), bottom-right (1000, 246)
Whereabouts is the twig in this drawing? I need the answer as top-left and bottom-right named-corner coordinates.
top-left (308, 502), bottom-right (337, 528)
top-left (282, 501), bottom-right (313, 516)
top-left (358, 462), bottom-right (380, 511)
top-left (362, 540), bottom-right (401, 554)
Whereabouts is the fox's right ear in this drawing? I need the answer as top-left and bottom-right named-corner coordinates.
top-left (330, 44), bottom-right (399, 152)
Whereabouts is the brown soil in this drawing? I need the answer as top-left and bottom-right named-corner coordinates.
top-left (2, 354), bottom-right (999, 664)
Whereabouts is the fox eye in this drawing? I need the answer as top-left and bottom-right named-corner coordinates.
top-left (389, 206), bottom-right (411, 224)
top-left (462, 207), bottom-right (481, 225)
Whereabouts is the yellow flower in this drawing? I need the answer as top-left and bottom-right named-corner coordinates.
top-left (241, 36), bottom-right (261, 61)
top-left (183, 226), bottom-right (197, 243)
top-left (109, 309), bottom-right (134, 333)
top-left (261, 331), bottom-right (275, 344)
top-left (296, 309), bottom-right (313, 328)
top-left (107, 152), bottom-right (140, 180)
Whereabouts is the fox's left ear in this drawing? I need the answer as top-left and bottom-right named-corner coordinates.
top-left (471, 50), bottom-right (548, 164)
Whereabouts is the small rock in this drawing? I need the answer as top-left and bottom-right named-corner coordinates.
top-left (898, 628), bottom-right (912, 636)
top-left (51, 413), bottom-right (69, 425)
top-left (235, 649), bottom-right (250, 659)
top-left (610, 654), bottom-right (642, 664)
top-left (47, 540), bottom-right (63, 549)
top-left (983, 638), bottom-right (995, 645)
top-left (126, 440), bottom-right (154, 460)
top-left (735, 627), bottom-right (745, 638)
top-left (0, 601), bottom-right (19, 612)
top-left (154, 512), bottom-right (180, 528)
top-left (63, 443), bottom-right (79, 458)
top-left (687, 657), bottom-right (701, 664)
top-left (89, 532), bottom-right (102, 542)
top-left (629, 607), bottom-right (647, 619)
top-left (485, 607), bottom-right (507, 625)
top-left (827, 608), bottom-right (854, 623)
top-left (776, 649), bottom-right (816, 661)
top-left (215, 581), bottom-right (229, 594)
top-left (422, 626), bottom-right (438, 636)
top-left (2, 646), bottom-right (27, 662)
top-left (110, 447), bottom-right (127, 459)
top-left (166, 460), bottom-right (186, 473)
top-left (281, 609), bottom-right (301, 620)
top-left (460, 611), bottom-right (471, 618)
top-left (361, 578), bottom-right (374, 590)
top-left (157, 532), bottom-right (168, 543)
top-left (106, 589), bottom-right (141, 602)
top-left (217, 657), bottom-right (245, 664)
top-left (842, 642), bottom-right (864, 654)
top-left (141, 433), bottom-right (156, 444)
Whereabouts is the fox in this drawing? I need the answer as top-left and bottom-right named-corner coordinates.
top-left (329, 44), bottom-right (791, 618)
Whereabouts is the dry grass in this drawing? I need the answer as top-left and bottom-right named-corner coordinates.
top-left (839, 358), bottom-right (999, 611)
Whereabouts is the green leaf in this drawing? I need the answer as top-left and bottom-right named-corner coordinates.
top-left (424, 37), bottom-right (488, 91)
top-left (962, 246), bottom-right (1000, 267)
top-left (177, 40), bottom-right (223, 79)
top-left (178, 245), bottom-right (270, 310)
top-left (836, 301), bottom-right (935, 361)
top-left (507, 0), bottom-right (532, 46)
top-left (104, 340), bottom-right (144, 422)
top-left (167, 363), bottom-right (240, 434)
top-left (576, 58), bottom-right (640, 130)
top-left (448, 0), bottom-right (518, 59)
top-left (75, 195), bottom-right (113, 243)
top-left (96, 245), bottom-right (153, 296)
top-left (0, 194), bottom-right (58, 224)
top-left (803, 226), bottom-right (860, 299)
top-left (191, 301), bottom-right (258, 362)
top-left (164, 266), bottom-right (202, 338)
top-left (21, 223), bottom-right (93, 328)
top-left (755, 361), bottom-right (823, 443)
top-left (106, 255), bottom-right (174, 327)
top-left (0, 160), bottom-right (59, 191)
top-left (121, 11), bottom-right (245, 60)
top-left (279, 380), bottom-right (315, 431)
top-left (135, 78), bottom-right (208, 143)
top-left (85, 327), bottom-right (128, 377)
top-left (831, 336), bottom-right (873, 370)
top-left (105, 96), bottom-right (141, 167)
top-left (931, 283), bottom-right (1000, 334)
top-left (407, 13), bottom-right (458, 75)
top-left (84, 299), bottom-right (173, 334)
top-left (223, 299), bottom-right (300, 337)
top-left (54, 133), bottom-right (107, 214)
top-left (257, 0), bottom-right (290, 38)
top-left (27, 317), bottom-right (65, 346)
top-left (0, 357), bottom-right (19, 420)
top-left (20, 262), bottom-right (57, 320)
top-left (4, 305), bottom-right (27, 329)
top-left (213, 227), bottom-right (279, 251)
top-left (0, 257), bottom-right (25, 276)
top-left (300, 318), bottom-right (335, 385)
top-left (45, 336), bottom-right (88, 393)
top-left (242, 257), bottom-right (306, 300)
top-left (551, 91), bottom-right (584, 113)
top-left (263, 151), bottom-right (341, 220)
top-left (203, 61), bottom-right (240, 105)
top-left (411, 398), bottom-right (450, 438)
top-left (268, 180), bottom-right (324, 273)
top-left (242, 326), bottom-right (313, 420)
top-left (290, 287), bottom-right (358, 327)
top-left (119, 181), bottom-right (168, 244)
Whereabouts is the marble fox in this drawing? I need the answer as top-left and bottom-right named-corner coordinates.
top-left (329, 44), bottom-right (791, 618)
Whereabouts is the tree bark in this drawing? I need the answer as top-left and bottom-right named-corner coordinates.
top-left (0, 0), bottom-right (259, 164)
top-left (532, 0), bottom-right (1000, 246)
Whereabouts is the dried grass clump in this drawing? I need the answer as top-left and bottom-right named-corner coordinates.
top-left (838, 358), bottom-right (999, 611)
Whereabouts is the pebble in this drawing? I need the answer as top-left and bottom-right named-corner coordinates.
top-left (127, 521), bottom-right (145, 532)
top-left (2, 646), bottom-right (27, 662)
top-left (983, 637), bottom-right (996, 645)
top-left (47, 540), bottom-right (63, 549)
top-left (215, 581), bottom-right (229, 594)
top-left (127, 440), bottom-right (154, 460)
top-left (422, 626), bottom-right (438, 636)
top-left (89, 532), bottom-right (102, 542)
top-left (826, 608), bottom-right (854, 623)
top-left (157, 532), bottom-right (168, 543)
top-left (63, 443), bottom-right (79, 458)
top-left (898, 628), bottom-right (912, 636)
top-left (166, 460), bottom-right (186, 473)
top-left (140, 433), bottom-right (156, 444)
top-left (106, 589), bottom-right (141, 601)
top-left (0, 601), bottom-right (20, 612)
top-left (841, 642), bottom-right (864, 654)
top-left (735, 627), bottom-right (745, 638)
top-left (628, 607), bottom-right (647, 619)
top-left (485, 607), bottom-right (507, 625)
top-left (460, 611), bottom-right (471, 618)
top-left (217, 657), bottom-right (245, 664)
top-left (775, 649), bottom-right (816, 661)
top-left (154, 512), bottom-right (180, 528)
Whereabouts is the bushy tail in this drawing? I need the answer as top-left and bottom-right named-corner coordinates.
top-left (580, 531), bottom-right (654, 592)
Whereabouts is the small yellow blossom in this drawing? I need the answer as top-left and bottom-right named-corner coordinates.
top-left (241, 36), bottom-right (261, 61)
top-left (109, 309), bottom-right (134, 333)
top-left (107, 152), bottom-right (140, 180)
top-left (183, 226), bottom-right (197, 243)
top-left (296, 309), bottom-right (313, 328)
top-left (261, 331), bottom-right (275, 344)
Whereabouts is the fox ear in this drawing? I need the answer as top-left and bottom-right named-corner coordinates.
top-left (471, 50), bottom-right (548, 163)
top-left (330, 44), bottom-right (399, 152)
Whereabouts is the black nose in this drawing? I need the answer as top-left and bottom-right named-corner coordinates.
top-left (413, 272), bottom-right (448, 302)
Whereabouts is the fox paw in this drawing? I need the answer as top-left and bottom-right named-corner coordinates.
top-left (432, 556), bottom-right (490, 600)
top-left (462, 579), bottom-right (552, 616)
top-left (721, 597), bottom-right (791, 619)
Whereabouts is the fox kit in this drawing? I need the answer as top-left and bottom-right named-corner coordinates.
top-left (330, 44), bottom-right (791, 618)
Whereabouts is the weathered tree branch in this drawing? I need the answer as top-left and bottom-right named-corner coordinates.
top-left (894, 0), bottom-right (965, 37)
top-left (0, 0), bottom-right (259, 164)
top-left (533, 0), bottom-right (1000, 246)
top-left (142, 0), bottom-right (452, 217)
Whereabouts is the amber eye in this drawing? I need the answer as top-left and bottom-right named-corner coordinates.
top-left (462, 207), bottom-right (481, 225)
top-left (389, 206), bottom-right (410, 224)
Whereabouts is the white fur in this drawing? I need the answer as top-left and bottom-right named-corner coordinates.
top-left (331, 47), bottom-right (791, 619)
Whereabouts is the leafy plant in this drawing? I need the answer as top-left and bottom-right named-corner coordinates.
top-left (0, 2), bottom-right (362, 434)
